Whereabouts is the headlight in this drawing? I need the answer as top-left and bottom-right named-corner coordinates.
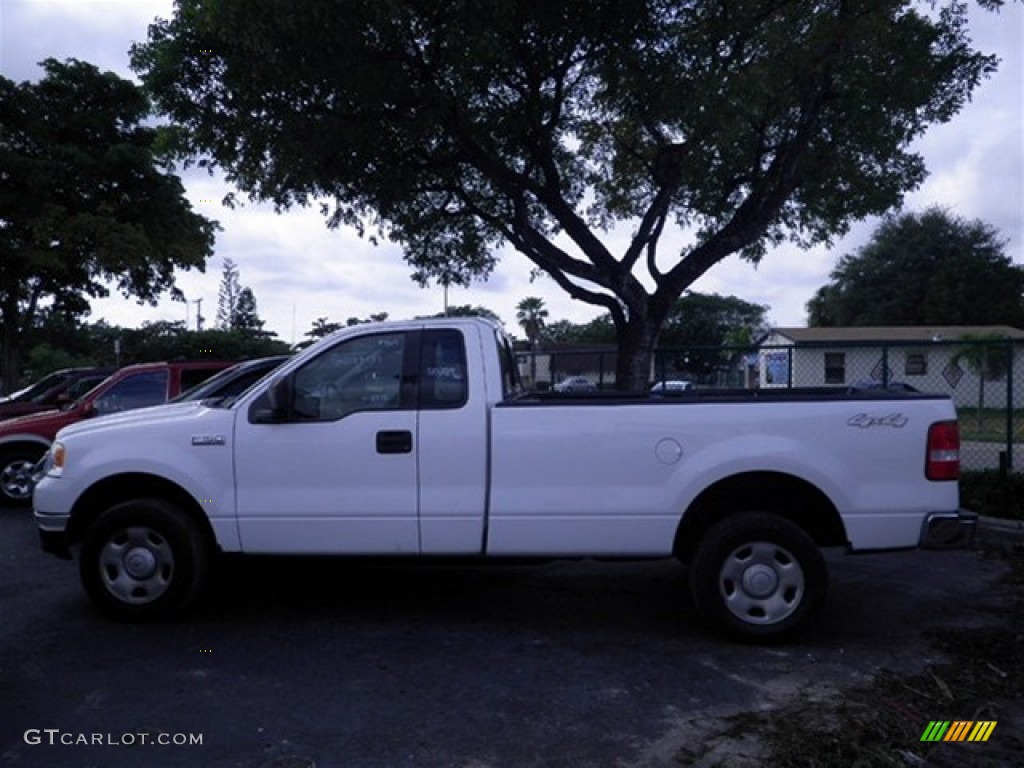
top-left (44, 442), bottom-right (66, 477)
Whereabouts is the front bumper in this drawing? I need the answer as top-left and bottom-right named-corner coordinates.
top-left (35, 509), bottom-right (72, 559)
top-left (919, 509), bottom-right (978, 550)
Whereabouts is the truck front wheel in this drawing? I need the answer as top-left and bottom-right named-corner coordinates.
top-left (690, 512), bottom-right (827, 643)
top-left (79, 499), bottom-right (212, 620)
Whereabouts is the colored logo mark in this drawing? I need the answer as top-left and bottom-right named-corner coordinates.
top-left (920, 721), bottom-right (997, 742)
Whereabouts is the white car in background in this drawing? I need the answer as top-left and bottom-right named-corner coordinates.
top-left (553, 376), bottom-right (597, 393)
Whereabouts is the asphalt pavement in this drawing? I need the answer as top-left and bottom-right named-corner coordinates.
top-left (0, 505), bottom-right (1019, 768)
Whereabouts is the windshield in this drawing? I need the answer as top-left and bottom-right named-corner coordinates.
top-left (4, 371), bottom-right (70, 404)
top-left (171, 357), bottom-right (288, 405)
top-left (68, 374), bottom-right (117, 410)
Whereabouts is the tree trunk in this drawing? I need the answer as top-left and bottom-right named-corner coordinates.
top-left (1, 296), bottom-right (22, 395)
top-left (614, 318), bottom-right (660, 391)
top-left (976, 373), bottom-right (985, 432)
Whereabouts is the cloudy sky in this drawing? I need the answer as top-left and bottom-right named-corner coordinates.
top-left (2, 0), bottom-right (1021, 343)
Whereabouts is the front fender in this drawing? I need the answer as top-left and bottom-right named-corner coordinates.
top-left (54, 409), bottom-right (239, 549)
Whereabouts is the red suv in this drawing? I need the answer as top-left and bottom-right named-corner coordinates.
top-left (0, 361), bottom-right (231, 506)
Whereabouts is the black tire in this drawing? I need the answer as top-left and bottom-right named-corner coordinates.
top-left (690, 512), bottom-right (828, 643)
top-left (79, 499), bottom-right (212, 620)
top-left (0, 449), bottom-right (44, 507)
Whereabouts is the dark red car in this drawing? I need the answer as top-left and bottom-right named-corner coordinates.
top-left (0, 367), bottom-right (114, 421)
top-left (0, 360), bottom-right (231, 506)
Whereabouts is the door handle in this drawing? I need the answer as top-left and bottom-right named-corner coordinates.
top-left (376, 430), bottom-right (413, 454)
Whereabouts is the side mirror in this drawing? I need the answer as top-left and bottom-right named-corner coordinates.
top-left (81, 402), bottom-right (96, 418)
top-left (250, 375), bottom-right (293, 423)
top-left (266, 375), bottom-right (293, 413)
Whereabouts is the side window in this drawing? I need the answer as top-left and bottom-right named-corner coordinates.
top-left (904, 352), bottom-right (927, 376)
top-left (93, 371), bottom-right (169, 416)
top-left (419, 330), bottom-right (467, 409)
top-left (291, 332), bottom-right (408, 421)
top-left (824, 352), bottom-right (846, 384)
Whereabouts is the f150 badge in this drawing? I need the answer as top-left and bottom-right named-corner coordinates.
top-left (191, 435), bottom-right (226, 446)
top-left (847, 413), bottom-right (909, 429)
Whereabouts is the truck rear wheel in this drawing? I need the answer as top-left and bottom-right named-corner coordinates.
top-left (690, 512), bottom-right (827, 643)
top-left (79, 499), bottom-right (212, 620)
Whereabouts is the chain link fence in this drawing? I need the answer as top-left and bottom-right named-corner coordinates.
top-left (520, 338), bottom-right (1022, 472)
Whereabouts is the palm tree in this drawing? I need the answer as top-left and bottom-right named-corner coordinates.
top-left (952, 333), bottom-right (1010, 432)
top-left (516, 297), bottom-right (548, 385)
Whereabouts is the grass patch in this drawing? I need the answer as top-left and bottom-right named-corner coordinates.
top-left (695, 553), bottom-right (1024, 768)
top-left (956, 408), bottom-right (1022, 444)
top-left (960, 471), bottom-right (1024, 521)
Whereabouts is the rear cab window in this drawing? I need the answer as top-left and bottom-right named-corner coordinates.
top-left (419, 330), bottom-right (468, 409)
top-left (494, 329), bottom-right (524, 399)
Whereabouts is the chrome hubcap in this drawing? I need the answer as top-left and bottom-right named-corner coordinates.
top-left (1, 459), bottom-right (34, 500)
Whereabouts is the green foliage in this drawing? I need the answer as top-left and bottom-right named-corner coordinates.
top-left (216, 258), bottom-right (241, 329)
top-left (808, 207), bottom-right (1024, 327)
top-left (24, 345), bottom-right (95, 381)
top-left (0, 59), bottom-right (217, 390)
top-left (430, 305), bottom-right (502, 322)
top-left (515, 298), bottom-right (549, 347)
top-left (659, 293), bottom-right (768, 349)
top-left (304, 316), bottom-right (343, 340)
top-left (114, 322), bottom-right (288, 363)
top-left (131, 1), bottom-right (998, 387)
top-left (545, 292), bottom-right (766, 351)
top-left (233, 287), bottom-right (266, 334)
top-left (952, 333), bottom-right (1014, 429)
top-left (216, 259), bottom-right (266, 333)
top-left (545, 316), bottom-right (616, 346)
top-left (960, 470), bottom-right (1024, 520)
top-left (12, 317), bottom-right (289, 389)
top-left (346, 312), bottom-right (389, 327)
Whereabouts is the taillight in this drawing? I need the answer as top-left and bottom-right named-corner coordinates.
top-left (926, 421), bottom-right (960, 481)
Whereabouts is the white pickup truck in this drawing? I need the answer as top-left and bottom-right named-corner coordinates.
top-left (33, 317), bottom-right (974, 641)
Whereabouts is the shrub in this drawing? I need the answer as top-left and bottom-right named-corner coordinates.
top-left (959, 470), bottom-right (1024, 520)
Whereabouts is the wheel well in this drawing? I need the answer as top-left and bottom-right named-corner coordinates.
top-left (673, 471), bottom-right (848, 563)
top-left (66, 473), bottom-right (217, 551)
top-left (0, 440), bottom-right (50, 458)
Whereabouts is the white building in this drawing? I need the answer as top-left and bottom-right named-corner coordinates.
top-left (758, 326), bottom-right (1024, 409)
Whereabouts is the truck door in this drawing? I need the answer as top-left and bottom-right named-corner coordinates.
top-left (415, 329), bottom-right (488, 554)
top-left (233, 330), bottom-right (420, 554)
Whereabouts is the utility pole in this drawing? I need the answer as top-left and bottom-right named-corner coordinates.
top-left (193, 298), bottom-right (204, 331)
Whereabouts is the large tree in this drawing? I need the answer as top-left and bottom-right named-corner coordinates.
top-left (132, 0), bottom-right (997, 388)
top-left (807, 207), bottom-right (1024, 327)
top-left (0, 59), bottom-right (217, 392)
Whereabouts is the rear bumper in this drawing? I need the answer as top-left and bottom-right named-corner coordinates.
top-left (919, 509), bottom-right (978, 550)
